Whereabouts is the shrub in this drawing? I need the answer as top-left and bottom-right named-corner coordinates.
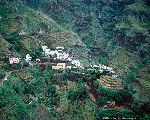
top-left (114, 90), bottom-right (133, 104)
top-left (67, 87), bottom-right (89, 102)
top-left (97, 96), bottom-right (108, 107)
top-left (96, 109), bottom-right (136, 120)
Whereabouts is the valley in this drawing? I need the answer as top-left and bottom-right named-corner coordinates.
top-left (0, 0), bottom-right (150, 120)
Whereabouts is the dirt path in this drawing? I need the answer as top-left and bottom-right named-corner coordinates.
top-left (0, 71), bottom-right (12, 86)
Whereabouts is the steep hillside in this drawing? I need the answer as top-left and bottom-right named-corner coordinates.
top-left (24, 0), bottom-right (150, 76)
top-left (0, 0), bottom-right (88, 59)
top-left (23, 0), bottom-right (150, 100)
top-left (1, 0), bottom-right (149, 75)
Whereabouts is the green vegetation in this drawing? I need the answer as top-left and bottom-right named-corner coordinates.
top-left (1, 67), bottom-right (149, 119)
top-left (67, 87), bottom-right (89, 102)
top-left (96, 109), bottom-right (136, 120)
top-left (0, 0), bottom-right (150, 119)
top-left (0, 69), bottom-right (5, 79)
top-left (126, 2), bottom-right (150, 13)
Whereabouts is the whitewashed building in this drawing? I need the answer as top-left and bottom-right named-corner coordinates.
top-left (49, 50), bottom-right (58, 56)
top-left (9, 53), bottom-right (20, 64)
top-left (42, 46), bottom-right (71, 61)
top-left (57, 52), bottom-right (69, 60)
top-left (25, 54), bottom-right (32, 65)
top-left (25, 54), bottom-right (32, 62)
top-left (19, 30), bottom-right (26, 36)
top-left (42, 46), bottom-right (51, 56)
top-left (52, 63), bottom-right (66, 70)
top-left (56, 46), bottom-right (64, 51)
top-left (9, 57), bottom-right (20, 64)
top-left (71, 60), bottom-right (81, 67)
top-left (66, 66), bottom-right (72, 69)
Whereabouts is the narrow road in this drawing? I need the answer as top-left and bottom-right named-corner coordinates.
top-left (3, 71), bottom-right (11, 81)
top-left (0, 67), bottom-right (30, 86)
top-left (0, 62), bottom-right (55, 86)
top-left (0, 71), bottom-right (12, 86)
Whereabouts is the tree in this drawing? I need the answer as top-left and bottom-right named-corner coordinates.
top-left (67, 87), bottom-right (89, 102)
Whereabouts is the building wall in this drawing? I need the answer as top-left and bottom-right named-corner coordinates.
top-left (9, 57), bottom-right (20, 64)
top-left (52, 63), bottom-right (66, 69)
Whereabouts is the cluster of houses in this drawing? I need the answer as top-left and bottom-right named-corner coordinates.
top-left (41, 46), bottom-right (82, 70)
top-left (8, 46), bottom-right (82, 70)
top-left (42, 46), bottom-right (71, 61)
top-left (91, 64), bottom-right (118, 78)
top-left (7, 46), bottom-right (123, 90)
top-left (8, 46), bottom-right (118, 79)
top-left (9, 52), bottom-right (32, 65)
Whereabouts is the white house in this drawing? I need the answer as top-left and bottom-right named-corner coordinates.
top-left (67, 57), bottom-right (72, 62)
top-left (112, 74), bottom-right (118, 78)
top-left (71, 60), bottom-right (81, 67)
top-left (106, 67), bottom-right (112, 71)
top-left (93, 65), bottom-right (99, 69)
top-left (57, 52), bottom-right (69, 60)
top-left (25, 54), bottom-right (32, 62)
top-left (49, 50), bottom-right (58, 56)
top-left (56, 46), bottom-right (64, 51)
top-left (110, 69), bottom-right (116, 74)
top-left (36, 59), bottom-right (41, 63)
top-left (52, 63), bottom-right (66, 70)
top-left (9, 57), bottom-right (20, 64)
top-left (99, 64), bottom-right (104, 69)
top-left (19, 30), bottom-right (26, 36)
top-left (42, 46), bottom-right (48, 50)
top-left (57, 53), bottom-right (64, 60)
top-left (41, 46), bottom-right (71, 61)
top-left (66, 66), bottom-right (72, 69)
top-left (45, 49), bottom-right (51, 56)
top-left (9, 53), bottom-right (20, 64)
top-left (25, 54), bottom-right (32, 65)
top-left (42, 46), bottom-right (48, 52)
top-left (99, 64), bottom-right (112, 71)
top-left (42, 46), bottom-right (51, 56)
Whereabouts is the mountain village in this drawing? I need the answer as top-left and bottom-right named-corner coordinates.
top-left (6, 45), bottom-right (122, 90)
top-left (8, 46), bottom-right (116, 73)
